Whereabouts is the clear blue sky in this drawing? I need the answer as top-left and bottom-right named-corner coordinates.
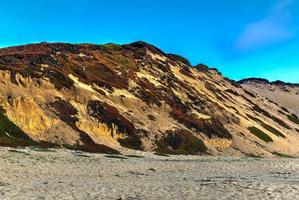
top-left (1, 0), bottom-right (299, 82)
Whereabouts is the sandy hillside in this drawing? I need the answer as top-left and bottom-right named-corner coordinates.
top-left (240, 78), bottom-right (299, 115)
top-left (0, 42), bottom-right (299, 157)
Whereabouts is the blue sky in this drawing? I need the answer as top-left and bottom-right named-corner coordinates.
top-left (1, 0), bottom-right (299, 82)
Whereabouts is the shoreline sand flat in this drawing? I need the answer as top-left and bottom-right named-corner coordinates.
top-left (0, 148), bottom-right (298, 200)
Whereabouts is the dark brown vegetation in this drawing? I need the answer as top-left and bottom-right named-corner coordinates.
top-left (156, 129), bottom-right (207, 155)
top-left (87, 100), bottom-right (141, 149)
top-left (244, 90), bottom-right (256, 98)
top-left (50, 98), bottom-right (118, 153)
top-left (225, 89), bottom-right (240, 96)
top-left (287, 114), bottom-right (299, 125)
top-left (281, 107), bottom-right (290, 113)
top-left (248, 126), bottom-right (273, 143)
top-left (170, 108), bottom-right (232, 139)
top-left (0, 42), bottom-right (140, 91)
top-left (167, 54), bottom-right (191, 66)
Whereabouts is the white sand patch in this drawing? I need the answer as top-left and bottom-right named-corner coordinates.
top-left (191, 110), bottom-right (211, 120)
top-left (147, 50), bottom-right (168, 62)
top-left (68, 74), bottom-right (96, 93)
top-left (112, 88), bottom-right (138, 99)
top-left (137, 70), bottom-right (162, 87)
top-left (40, 64), bottom-right (49, 71)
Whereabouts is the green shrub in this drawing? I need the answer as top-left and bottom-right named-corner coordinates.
top-left (248, 126), bottom-right (273, 142)
top-left (125, 155), bottom-right (145, 158)
top-left (260, 123), bottom-right (285, 138)
top-left (287, 114), bottom-right (299, 125)
top-left (272, 116), bottom-right (291, 130)
top-left (252, 105), bottom-right (291, 129)
top-left (104, 155), bottom-right (128, 159)
top-left (154, 152), bottom-right (170, 157)
top-left (147, 114), bottom-right (156, 121)
top-left (272, 152), bottom-right (295, 158)
top-left (63, 143), bottom-right (79, 150)
top-left (281, 107), bottom-right (290, 113)
top-left (246, 114), bottom-right (264, 124)
top-left (102, 43), bottom-right (122, 51)
top-left (278, 110), bottom-right (286, 115)
top-left (167, 54), bottom-right (191, 66)
top-left (156, 129), bottom-right (208, 155)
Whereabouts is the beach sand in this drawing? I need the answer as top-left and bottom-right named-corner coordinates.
top-left (0, 147), bottom-right (298, 200)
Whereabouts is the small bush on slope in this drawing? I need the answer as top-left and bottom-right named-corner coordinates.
top-left (156, 129), bottom-right (207, 155)
top-left (170, 108), bottom-right (232, 139)
top-left (252, 105), bottom-right (291, 130)
top-left (50, 99), bottom-right (119, 154)
top-left (272, 152), bottom-right (295, 158)
top-left (87, 100), bottom-right (142, 150)
top-left (248, 127), bottom-right (273, 143)
top-left (287, 114), bottom-right (299, 125)
top-left (246, 114), bottom-right (285, 138)
top-left (260, 123), bottom-right (285, 138)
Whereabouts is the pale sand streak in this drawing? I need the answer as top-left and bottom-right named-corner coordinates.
top-left (0, 148), bottom-right (298, 200)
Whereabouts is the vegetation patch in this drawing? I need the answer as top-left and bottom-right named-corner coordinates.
top-left (244, 90), bottom-right (256, 98)
top-left (156, 129), bottom-right (207, 155)
top-left (260, 123), bottom-right (285, 138)
top-left (50, 99), bottom-right (119, 154)
top-left (102, 43), bottom-right (123, 51)
top-left (252, 105), bottom-right (291, 129)
top-left (287, 114), bottom-right (299, 125)
top-left (246, 114), bottom-right (285, 138)
top-left (147, 114), bottom-right (156, 121)
top-left (167, 54), bottom-right (191, 66)
top-left (30, 146), bottom-right (56, 152)
top-left (8, 149), bottom-right (29, 155)
top-left (194, 64), bottom-right (210, 73)
top-left (179, 67), bottom-right (194, 78)
top-left (104, 155), bottom-right (128, 160)
top-left (245, 153), bottom-right (262, 158)
top-left (74, 153), bottom-right (91, 158)
top-left (248, 126), bottom-right (273, 143)
top-left (242, 95), bottom-right (255, 105)
top-left (88, 100), bottom-right (141, 150)
top-left (63, 143), bottom-right (118, 154)
top-left (281, 107), bottom-right (290, 113)
top-left (125, 155), bottom-right (145, 158)
top-left (135, 78), bottom-right (162, 106)
top-left (246, 114), bottom-right (264, 124)
top-left (272, 152), bottom-right (295, 158)
top-left (170, 108), bottom-right (232, 139)
top-left (154, 152), bottom-right (170, 157)
top-left (225, 89), bottom-right (240, 96)
top-left (278, 110), bottom-right (286, 115)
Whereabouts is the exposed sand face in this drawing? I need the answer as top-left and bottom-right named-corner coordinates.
top-left (0, 148), bottom-right (298, 200)
top-left (242, 82), bottom-right (299, 116)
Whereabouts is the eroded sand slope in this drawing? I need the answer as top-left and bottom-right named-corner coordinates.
top-left (0, 42), bottom-right (299, 157)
